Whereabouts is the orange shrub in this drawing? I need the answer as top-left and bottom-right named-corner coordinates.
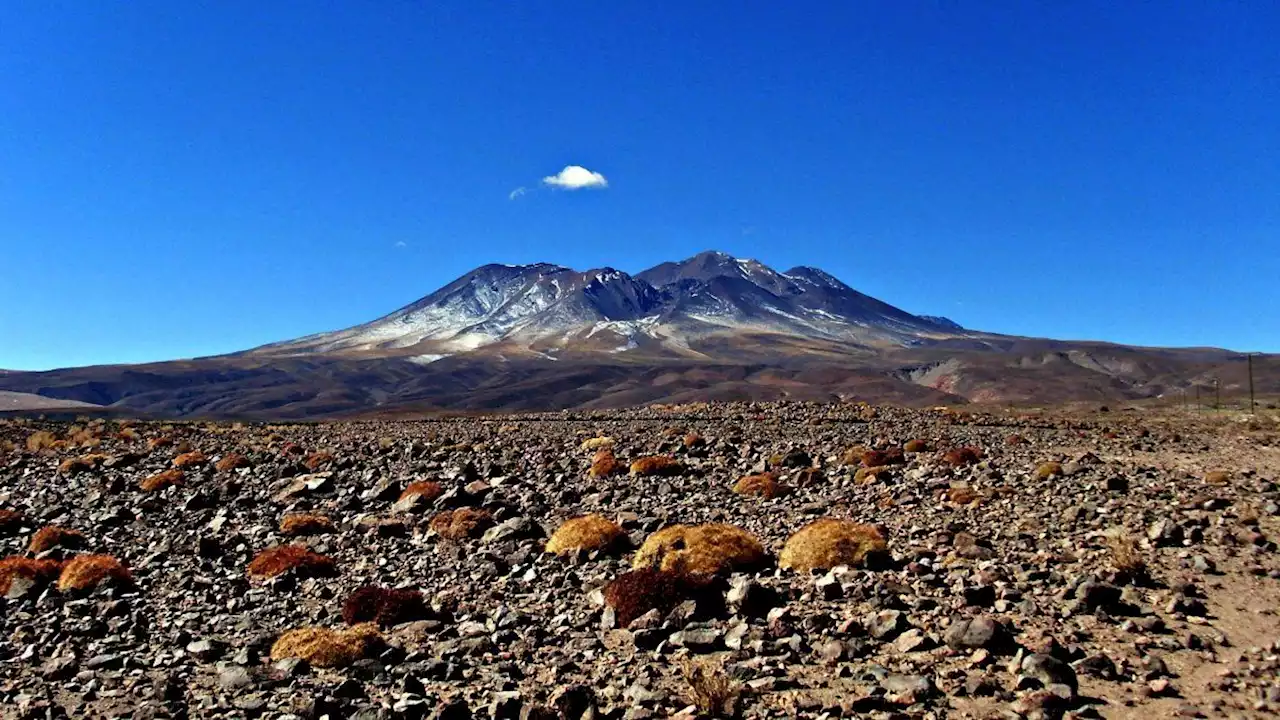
top-left (173, 451), bottom-right (207, 468)
top-left (215, 453), bottom-right (251, 472)
top-left (0, 557), bottom-right (64, 595)
top-left (29, 526), bottom-right (86, 554)
top-left (428, 508), bottom-right (493, 541)
top-left (57, 554), bottom-right (132, 592)
top-left (247, 545), bottom-right (337, 580)
top-left (139, 469), bottom-right (184, 492)
top-left (629, 455), bottom-right (683, 477)
top-left (280, 513), bottom-right (334, 536)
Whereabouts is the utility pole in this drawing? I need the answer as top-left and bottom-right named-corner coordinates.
top-left (1249, 353), bottom-right (1256, 415)
top-left (1196, 385), bottom-right (1201, 413)
top-left (1214, 377), bottom-right (1220, 411)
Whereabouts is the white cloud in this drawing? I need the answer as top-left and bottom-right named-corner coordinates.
top-left (541, 165), bottom-right (608, 190)
top-left (508, 186), bottom-right (527, 200)
top-left (394, 241), bottom-right (407, 248)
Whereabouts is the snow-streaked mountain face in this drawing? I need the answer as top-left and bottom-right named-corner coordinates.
top-left (255, 251), bottom-right (966, 358)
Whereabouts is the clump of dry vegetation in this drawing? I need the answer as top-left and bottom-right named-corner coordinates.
top-left (397, 481), bottom-right (443, 504)
top-left (840, 445), bottom-right (872, 466)
top-left (214, 452), bottom-right (251, 472)
top-left (341, 586), bottom-right (429, 626)
top-left (1204, 470), bottom-right (1232, 485)
top-left (779, 518), bottom-right (888, 572)
top-left (904, 438), bottom-right (930, 453)
top-left (683, 433), bottom-right (706, 449)
top-left (1034, 461), bottom-right (1064, 480)
top-left (29, 526), bottom-right (87, 554)
top-left (57, 554), bottom-right (133, 592)
top-left (246, 545), bottom-right (337, 580)
top-left (58, 454), bottom-right (105, 475)
top-left (172, 451), bottom-right (207, 468)
top-left (947, 486), bottom-right (979, 505)
top-left (732, 473), bottom-right (787, 499)
top-left (629, 455), bottom-right (684, 477)
top-left (1103, 527), bottom-right (1147, 579)
top-left (632, 523), bottom-right (767, 576)
top-left (303, 450), bottom-right (335, 471)
top-left (146, 436), bottom-right (173, 451)
top-left (603, 568), bottom-right (707, 626)
top-left (26, 430), bottom-right (60, 453)
top-left (579, 436), bottom-right (615, 452)
top-left (139, 468), bottom-right (184, 492)
top-left (942, 446), bottom-right (983, 467)
top-left (270, 624), bottom-right (384, 668)
top-left (589, 450), bottom-right (623, 478)
top-left (545, 514), bottom-right (628, 556)
top-left (683, 659), bottom-right (741, 717)
top-left (860, 448), bottom-right (905, 467)
top-left (0, 509), bottom-right (26, 535)
top-left (0, 557), bottom-right (64, 595)
top-left (279, 513), bottom-right (335, 536)
top-left (855, 466), bottom-right (892, 484)
top-left (428, 507), bottom-right (493, 540)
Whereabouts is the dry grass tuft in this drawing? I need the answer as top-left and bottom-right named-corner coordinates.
top-left (903, 438), bottom-right (930, 453)
top-left (0, 557), bottom-right (64, 595)
top-left (139, 468), bottom-right (184, 492)
top-left (58, 454), bottom-right (105, 475)
top-left (683, 433), bottom-right (706, 448)
top-left (172, 451), bottom-right (208, 468)
top-left (947, 486), bottom-right (979, 505)
top-left (545, 514), bottom-right (628, 556)
top-left (779, 518), bottom-right (889, 572)
top-left (26, 430), bottom-right (60, 453)
top-left (214, 453), bottom-right (251, 472)
top-left (861, 448), bottom-right (905, 467)
top-left (270, 624), bottom-right (384, 668)
top-left (579, 436), bottom-right (615, 452)
top-left (147, 436), bottom-right (173, 451)
top-left (1204, 470), bottom-right (1232, 485)
top-left (589, 450), bottom-right (623, 478)
top-left (683, 659), bottom-right (741, 717)
top-left (398, 481), bottom-right (443, 504)
top-left (1103, 528), bottom-right (1146, 576)
top-left (29, 526), bottom-right (86, 554)
top-left (840, 446), bottom-right (872, 466)
top-left (428, 507), bottom-right (493, 541)
top-left (854, 466), bottom-right (891, 484)
top-left (280, 513), bottom-right (335, 536)
top-left (0, 509), bottom-right (25, 535)
top-left (247, 545), bottom-right (337, 580)
top-left (942, 446), bottom-right (983, 467)
top-left (632, 523), bottom-right (767, 576)
top-left (341, 586), bottom-right (429, 626)
top-left (1006, 434), bottom-right (1028, 446)
top-left (603, 567), bottom-right (706, 626)
top-left (1033, 461), bottom-right (1064, 480)
top-left (732, 473), bottom-right (787, 499)
top-left (57, 554), bottom-right (132, 592)
top-left (794, 467), bottom-right (825, 486)
top-left (303, 451), bottom-right (335, 471)
top-left (629, 455), bottom-right (684, 477)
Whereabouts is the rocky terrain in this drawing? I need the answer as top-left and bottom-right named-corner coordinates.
top-left (1, 402), bottom-right (1279, 719)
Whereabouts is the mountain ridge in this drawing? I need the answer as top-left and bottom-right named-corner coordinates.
top-left (0, 250), bottom-right (1270, 419)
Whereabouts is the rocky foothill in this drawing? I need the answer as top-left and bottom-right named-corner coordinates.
top-left (1, 402), bottom-right (1278, 719)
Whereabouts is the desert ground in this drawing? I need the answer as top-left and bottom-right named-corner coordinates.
top-left (1, 401), bottom-right (1279, 719)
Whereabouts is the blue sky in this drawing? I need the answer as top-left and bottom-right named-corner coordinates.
top-left (1, 2), bottom-right (1277, 370)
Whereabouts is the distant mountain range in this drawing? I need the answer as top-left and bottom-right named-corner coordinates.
top-left (255, 250), bottom-right (963, 360)
top-left (1, 251), bottom-right (1270, 418)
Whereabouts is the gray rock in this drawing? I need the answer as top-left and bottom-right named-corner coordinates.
top-left (945, 615), bottom-right (1003, 650)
